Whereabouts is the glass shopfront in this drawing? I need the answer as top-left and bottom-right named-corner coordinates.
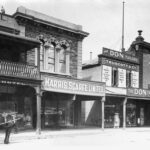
top-left (104, 98), bottom-right (123, 128)
top-left (126, 100), bottom-right (150, 127)
top-left (0, 84), bottom-right (36, 130)
top-left (42, 92), bottom-right (74, 128)
top-left (126, 101), bottom-right (136, 127)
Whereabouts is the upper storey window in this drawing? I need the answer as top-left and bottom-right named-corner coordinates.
top-left (45, 44), bottom-right (55, 72)
top-left (59, 46), bottom-right (66, 74)
top-left (40, 40), bottom-right (70, 75)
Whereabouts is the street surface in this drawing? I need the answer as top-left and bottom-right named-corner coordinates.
top-left (1, 128), bottom-right (150, 150)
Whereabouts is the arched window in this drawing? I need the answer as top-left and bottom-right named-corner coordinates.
top-left (59, 46), bottom-right (66, 73)
top-left (40, 40), bottom-right (70, 75)
top-left (44, 44), bottom-right (55, 72)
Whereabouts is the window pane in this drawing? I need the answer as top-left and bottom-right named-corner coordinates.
top-left (48, 63), bottom-right (55, 72)
top-left (126, 71), bottom-right (131, 87)
top-left (59, 48), bottom-right (66, 73)
top-left (45, 45), bottom-right (55, 72)
top-left (59, 61), bottom-right (66, 73)
top-left (112, 68), bottom-right (118, 87)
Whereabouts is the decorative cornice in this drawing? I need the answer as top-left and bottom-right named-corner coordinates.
top-left (39, 34), bottom-right (71, 49)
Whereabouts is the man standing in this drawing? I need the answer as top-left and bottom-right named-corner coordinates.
top-left (2, 113), bottom-right (16, 144)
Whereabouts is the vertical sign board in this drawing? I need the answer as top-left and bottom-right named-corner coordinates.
top-left (118, 68), bottom-right (126, 88)
top-left (102, 65), bottom-right (112, 86)
top-left (131, 71), bottom-right (139, 88)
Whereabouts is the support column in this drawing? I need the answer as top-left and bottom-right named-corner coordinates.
top-left (77, 40), bottom-right (82, 79)
top-left (66, 48), bottom-right (70, 75)
top-left (35, 86), bottom-right (41, 134)
top-left (123, 97), bottom-right (127, 129)
top-left (101, 96), bottom-right (105, 130)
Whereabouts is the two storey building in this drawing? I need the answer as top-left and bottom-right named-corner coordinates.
top-left (82, 31), bottom-right (150, 128)
top-left (0, 6), bottom-right (106, 132)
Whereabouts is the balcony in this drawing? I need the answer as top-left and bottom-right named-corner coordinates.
top-left (0, 60), bottom-right (39, 80)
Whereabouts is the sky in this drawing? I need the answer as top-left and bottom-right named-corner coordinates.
top-left (0, 0), bottom-right (150, 61)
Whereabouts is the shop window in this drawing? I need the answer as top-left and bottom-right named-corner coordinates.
top-left (112, 68), bottom-right (118, 87)
top-left (126, 70), bottom-right (132, 87)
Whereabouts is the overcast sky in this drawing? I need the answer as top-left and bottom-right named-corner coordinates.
top-left (0, 0), bottom-right (150, 61)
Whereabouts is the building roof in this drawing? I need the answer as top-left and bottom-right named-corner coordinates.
top-left (82, 57), bottom-right (99, 69)
top-left (13, 6), bottom-right (89, 37)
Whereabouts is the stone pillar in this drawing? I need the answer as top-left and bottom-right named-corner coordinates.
top-left (66, 48), bottom-right (70, 75)
top-left (55, 45), bottom-right (61, 73)
top-left (101, 96), bottom-right (105, 130)
top-left (65, 100), bottom-right (71, 126)
top-left (35, 86), bottom-right (41, 134)
top-left (123, 97), bottom-right (127, 129)
top-left (77, 40), bottom-right (82, 79)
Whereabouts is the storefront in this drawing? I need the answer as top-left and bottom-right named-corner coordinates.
top-left (104, 87), bottom-right (126, 128)
top-left (0, 77), bottom-right (41, 130)
top-left (41, 74), bottom-right (105, 129)
top-left (126, 88), bottom-right (150, 127)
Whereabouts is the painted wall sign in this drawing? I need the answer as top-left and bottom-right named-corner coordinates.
top-left (131, 71), bottom-right (139, 88)
top-left (127, 88), bottom-right (150, 97)
top-left (118, 68), bottom-right (126, 88)
top-left (102, 65), bottom-right (112, 86)
top-left (100, 57), bottom-right (139, 71)
top-left (102, 47), bottom-right (139, 63)
top-left (41, 75), bottom-right (105, 96)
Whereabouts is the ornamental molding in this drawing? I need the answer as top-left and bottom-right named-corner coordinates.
top-left (38, 35), bottom-right (71, 49)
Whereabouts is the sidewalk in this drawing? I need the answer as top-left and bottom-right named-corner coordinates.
top-left (1, 127), bottom-right (150, 144)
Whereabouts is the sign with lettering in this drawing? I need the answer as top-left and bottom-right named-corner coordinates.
top-left (102, 65), bottom-right (112, 86)
top-left (118, 68), bottom-right (126, 88)
top-left (102, 47), bottom-right (139, 63)
top-left (100, 57), bottom-right (139, 71)
top-left (127, 88), bottom-right (150, 98)
top-left (131, 71), bottom-right (139, 88)
top-left (41, 75), bottom-right (105, 96)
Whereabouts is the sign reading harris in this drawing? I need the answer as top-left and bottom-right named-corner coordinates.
top-left (102, 47), bottom-right (139, 63)
top-left (41, 75), bottom-right (105, 96)
top-left (127, 88), bottom-right (150, 97)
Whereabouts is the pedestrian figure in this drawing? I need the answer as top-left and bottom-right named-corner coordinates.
top-left (0, 6), bottom-right (5, 20)
top-left (2, 113), bottom-right (16, 144)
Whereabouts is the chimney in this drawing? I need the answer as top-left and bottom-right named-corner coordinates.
top-left (90, 51), bottom-right (92, 61)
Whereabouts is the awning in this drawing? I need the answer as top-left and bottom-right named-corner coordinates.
top-left (0, 30), bottom-right (40, 51)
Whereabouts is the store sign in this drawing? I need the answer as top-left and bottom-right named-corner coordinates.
top-left (102, 65), bottom-right (112, 86)
top-left (131, 71), bottom-right (139, 88)
top-left (41, 75), bottom-right (105, 96)
top-left (102, 47), bottom-right (139, 63)
top-left (100, 57), bottom-right (139, 71)
top-left (127, 88), bottom-right (150, 97)
top-left (118, 68), bottom-right (126, 88)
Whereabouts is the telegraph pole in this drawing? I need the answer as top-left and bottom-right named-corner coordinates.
top-left (122, 1), bottom-right (125, 52)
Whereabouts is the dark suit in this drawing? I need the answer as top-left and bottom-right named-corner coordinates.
top-left (3, 115), bottom-right (15, 144)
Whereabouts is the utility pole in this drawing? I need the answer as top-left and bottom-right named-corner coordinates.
top-left (122, 1), bottom-right (125, 52)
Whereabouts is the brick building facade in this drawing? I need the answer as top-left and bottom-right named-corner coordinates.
top-left (0, 6), bottom-right (106, 132)
top-left (82, 30), bottom-right (150, 128)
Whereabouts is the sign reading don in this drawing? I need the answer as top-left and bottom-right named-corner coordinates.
top-left (41, 75), bottom-right (105, 96)
top-left (127, 88), bottom-right (150, 98)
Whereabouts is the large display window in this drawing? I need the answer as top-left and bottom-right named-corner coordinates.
top-left (104, 99), bottom-right (123, 128)
top-left (0, 87), bottom-right (35, 130)
top-left (42, 99), bottom-right (74, 128)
